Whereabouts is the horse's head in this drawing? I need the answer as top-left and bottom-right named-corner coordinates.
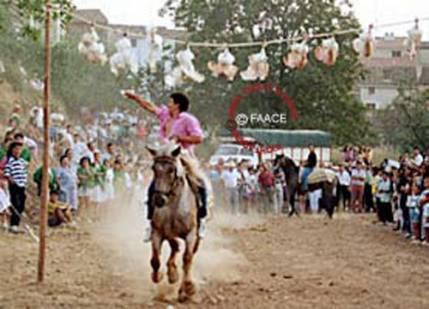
top-left (274, 154), bottom-right (299, 174)
top-left (147, 142), bottom-right (185, 208)
top-left (274, 154), bottom-right (285, 167)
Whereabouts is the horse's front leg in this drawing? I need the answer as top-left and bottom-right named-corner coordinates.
top-left (178, 232), bottom-right (197, 302)
top-left (151, 232), bottom-right (164, 284)
top-left (167, 239), bottom-right (180, 284)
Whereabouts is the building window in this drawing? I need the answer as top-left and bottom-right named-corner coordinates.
top-left (392, 50), bottom-right (402, 58)
top-left (131, 38), bottom-right (137, 47)
top-left (366, 102), bottom-right (376, 110)
top-left (368, 87), bottom-right (376, 95)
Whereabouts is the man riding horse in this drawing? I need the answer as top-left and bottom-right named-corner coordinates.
top-left (124, 91), bottom-right (208, 241)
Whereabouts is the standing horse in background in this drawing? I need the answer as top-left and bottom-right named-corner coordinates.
top-left (274, 154), bottom-right (300, 216)
top-left (147, 142), bottom-right (200, 302)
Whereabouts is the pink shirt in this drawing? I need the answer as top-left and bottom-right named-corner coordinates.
top-left (155, 105), bottom-right (204, 152)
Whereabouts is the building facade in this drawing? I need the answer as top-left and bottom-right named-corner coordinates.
top-left (357, 33), bottom-right (428, 110)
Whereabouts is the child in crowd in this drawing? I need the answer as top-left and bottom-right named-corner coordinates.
top-left (104, 159), bottom-right (115, 203)
top-left (0, 178), bottom-right (11, 229)
top-left (48, 190), bottom-right (74, 228)
top-left (407, 183), bottom-right (421, 242)
top-left (92, 151), bottom-right (107, 215)
top-left (113, 159), bottom-right (125, 194)
top-left (77, 156), bottom-right (94, 217)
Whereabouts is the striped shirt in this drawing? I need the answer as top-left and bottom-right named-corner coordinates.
top-left (4, 156), bottom-right (28, 188)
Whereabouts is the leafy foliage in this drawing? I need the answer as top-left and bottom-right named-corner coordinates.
top-left (0, 3), bottom-right (134, 117)
top-left (161, 0), bottom-right (374, 145)
top-left (16, 0), bottom-right (75, 40)
top-left (376, 84), bottom-right (429, 151)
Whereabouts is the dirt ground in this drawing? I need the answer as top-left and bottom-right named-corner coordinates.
top-left (1, 206), bottom-right (429, 309)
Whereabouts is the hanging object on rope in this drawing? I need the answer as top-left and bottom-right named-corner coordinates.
top-left (207, 48), bottom-right (239, 81)
top-left (353, 24), bottom-right (374, 58)
top-left (110, 33), bottom-right (139, 76)
top-left (404, 18), bottom-right (423, 60)
top-left (146, 28), bottom-right (164, 73)
top-left (283, 42), bottom-right (309, 69)
top-left (166, 47), bottom-right (205, 87)
top-left (115, 32), bottom-right (132, 52)
top-left (314, 37), bottom-right (339, 66)
top-left (240, 47), bottom-right (270, 81)
top-left (78, 27), bottom-right (107, 65)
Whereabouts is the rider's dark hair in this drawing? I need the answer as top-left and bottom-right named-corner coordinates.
top-left (170, 93), bottom-right (189, 112)
top-left (14, 132), bottom-right (24, 140)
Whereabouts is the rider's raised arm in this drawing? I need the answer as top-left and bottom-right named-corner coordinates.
top-left (124, 91), bottom-right (158, 114)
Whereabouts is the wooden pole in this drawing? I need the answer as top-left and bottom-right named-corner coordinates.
top-left (37, 0), bottom-right (51, 283)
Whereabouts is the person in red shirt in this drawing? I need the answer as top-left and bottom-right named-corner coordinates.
top-left (258, 164), bottom-right (275, 213)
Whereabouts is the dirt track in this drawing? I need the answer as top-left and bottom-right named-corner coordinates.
top-left (1, 209), bottom-right (429, 309)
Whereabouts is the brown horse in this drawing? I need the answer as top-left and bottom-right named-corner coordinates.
top-left (274, 154), bottom-right (300, 215)
top-left (147, 142), bottom-right (200, 302)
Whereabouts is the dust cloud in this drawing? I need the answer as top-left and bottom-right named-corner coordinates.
top-left (89, 192), bottom-right (264, 303)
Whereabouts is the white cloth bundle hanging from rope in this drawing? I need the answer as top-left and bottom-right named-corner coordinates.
top-left (404, 19), bottom-right (422, 60)
top-left (115, 35), bottom-right (132, 52)
top-left (353, 25), bottom-right (374, 58)
top-left (283, 42), bottom-right (309, 69)
top-left (240, 48), bottom-right (270, 81)
top-left (110, 34), bottom-right (139, 76)
top-left (30, 78), bottom-right (44, 91)
top-left (207, 48), bottom-right (239, 81)
top-left (166, 47), bottom-right (205, 87)
top-left (78, 27), bottom-right (107, 65)
top-left (314, 37), bottom-right (339, 66)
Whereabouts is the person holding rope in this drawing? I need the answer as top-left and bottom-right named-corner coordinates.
top-left (124, 91), bottom-right (208, 241)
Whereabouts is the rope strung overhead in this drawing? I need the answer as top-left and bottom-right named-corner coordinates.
top-left (71, 12), bottom-right (429, 48)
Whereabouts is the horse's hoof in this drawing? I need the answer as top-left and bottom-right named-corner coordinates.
top-left (167, 267), bottom-right (179, 284)
top-left (178, 281), bottom-right (196, 302)
top-left (184, 281), bottom-right (196, 296)
top-left (178, 290), bottom-right (189, 303)
top-left (151, 272), bottom-right (164, 284)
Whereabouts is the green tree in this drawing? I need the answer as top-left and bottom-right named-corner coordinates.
top-left (377, 84), bottom-right (429, 151)
top-left (15, 0), bottom-right (74, 40)
top-left (161, 0), bottom-right (373, 144)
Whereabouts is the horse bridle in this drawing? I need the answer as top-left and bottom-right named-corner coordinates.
top-left (152, 156), bottom-right (183, 198)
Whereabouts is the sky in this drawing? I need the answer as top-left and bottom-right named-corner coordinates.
top-left (73, 0), bottom-right (429, 38)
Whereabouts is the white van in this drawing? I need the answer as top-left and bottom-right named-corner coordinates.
top-left (209, 144), bottom-right (259, 167)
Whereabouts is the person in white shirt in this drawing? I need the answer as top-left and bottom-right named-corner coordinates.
top-left (72, 133), bottom-right (90, 165)
top-left (273, 168), bottom-right (286, 214)
top-left (221, 162), bottom-right (241, 214)
top-left (64, 124), bottom-right (75, 148)
top-left (351, 161), bottom-right (366, 213)
top-left (102, 143), bottom-right (116, 163)
top-left (376, 171), bottom-right (394, 224)
top-left (407, 183), bottom-right (421, 241)
top-left (412, 147), bottom-right (424, 168)
top-left (336, 164), bottom-right (351, 210)
top-left (237, 161), bottom-right (251, 213)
